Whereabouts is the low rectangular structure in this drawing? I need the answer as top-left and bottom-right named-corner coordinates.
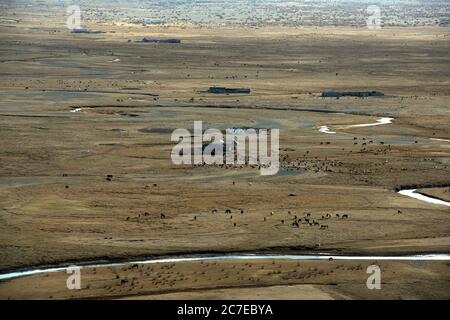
top-left (321, 91), bottom-right (384, 98)
top-left (207, 87), bottom-right (251, 94)
top-left (142, 37), bottom-right (181, 43)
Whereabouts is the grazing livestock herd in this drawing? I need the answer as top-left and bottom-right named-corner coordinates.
top-left (289, 211), bottom-right (349, 230)
top-left (205, 208), bottom-right (350, 231)
top-left (124, 202), bottom-right (350, 234)
top-left (122, 180), bottom-right (350, 234)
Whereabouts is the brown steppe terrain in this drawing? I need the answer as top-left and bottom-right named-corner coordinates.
top-left (0, 11), bottom-right (449, 299)
top-left (1, 260), bottom-right (449, 300)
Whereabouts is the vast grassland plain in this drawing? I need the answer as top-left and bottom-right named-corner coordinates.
top-left (0, 1), bottom-right (449, 299)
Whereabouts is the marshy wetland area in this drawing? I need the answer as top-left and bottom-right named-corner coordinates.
top-left (0, 1), bottom-right (449, 300)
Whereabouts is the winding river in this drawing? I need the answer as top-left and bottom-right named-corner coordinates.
top-left (1, 183), bottom-right (448, 282)
top-left (1, 187), bottom-right (448, 282)
top-left (347, 117), bottom-right (394, 128)
top-left (1, 253), bottom-right (449, 281)
top-left (318, 117), bottom-right (394, 134)
top-left (398, 189), bottom-right (450, 207)
top-left (318, 126), bottom-right (336, 134)
top-left (430, 138), bottom-right (450, 142)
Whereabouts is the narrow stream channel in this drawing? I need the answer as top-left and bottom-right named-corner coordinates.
top-left (1, 253), bottom-right (449, 281)
top-left (398, 189), bottom-right (450, 207)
